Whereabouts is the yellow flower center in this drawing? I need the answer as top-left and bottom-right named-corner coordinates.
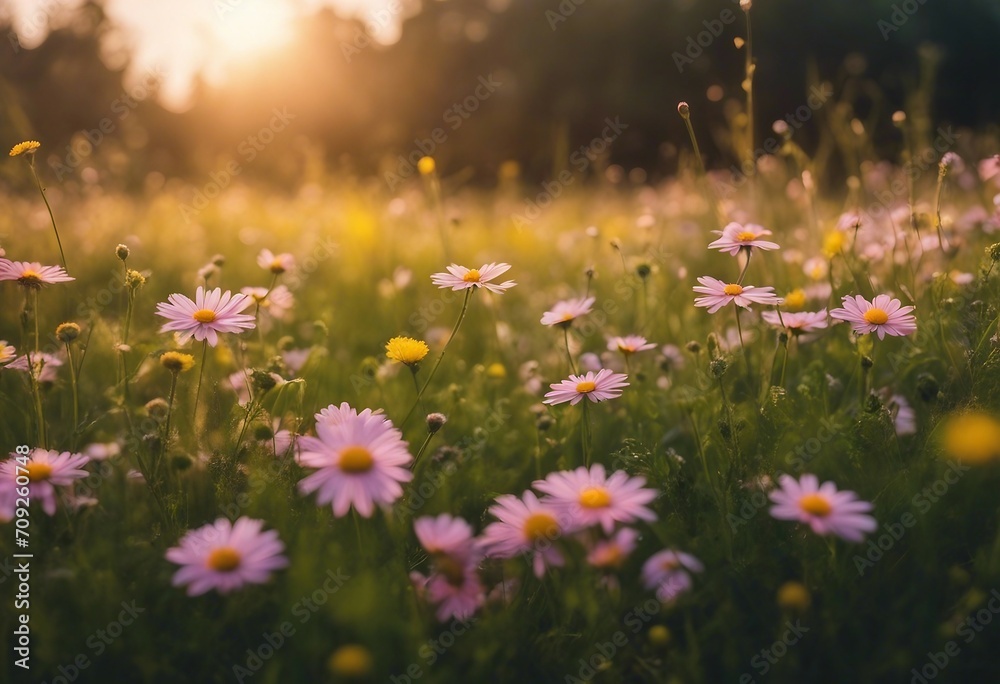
top-left (193, 309), bottom-right (217, 324)
top-left (723, 284), bottom-right (744, 296)
top-left (560, 311), bottom-right (576, 322)
top-left (575, 380), bottom-right (597, 394)
top-left (660, 557), bottom-right (680, 571)
top-left (206, 547), bottom-right (242, 572)
top-left (270, 258), bottom-right (286, 273)
top-left (462, 269), bottom-right (481, 283)
top-left (26, 462), bottom-right (53, 482)
top-left (736, 231), bottom-right (758, 241)
top-left (18, 270), bottom-right (43, 286)
top-left (339, 446), bottom-right (375, 473)
top-left (799, 493), bottom-right (832, 517)
top-left (863, 308), bottom-right (889, 325)
top-left (523, 512), bottom-right (559, 542)
top-left (579, 486), bottom-right (612, 509)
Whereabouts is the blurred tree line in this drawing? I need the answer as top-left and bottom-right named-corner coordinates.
top-left (0, 0), bottom-right (998, 189)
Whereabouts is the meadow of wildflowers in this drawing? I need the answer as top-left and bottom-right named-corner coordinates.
top-left (4, 82), bottom-right (1000, 684)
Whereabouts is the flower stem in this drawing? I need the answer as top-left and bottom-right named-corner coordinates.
top-left (563, 326), bottom-right (578, 375)
top-left (159, 371), bottom-right (179, 478)
top-left (193, 340), bottom-right (209, 423)
top-left (28, 157), bottom-right (67, 270)
top-left (580, 400), bottom-right (592, 467)
top-left (66, 342), bottom-right (79, 436)
top-left (401, 289), bottom-right (472, 428)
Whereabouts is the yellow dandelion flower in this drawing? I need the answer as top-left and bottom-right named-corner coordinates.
top-left (160, 351), bottom-right (196, 373)
top-left (417, 156), bottom-right (436, 176)
top-left (486, 362), bottom-right (507, 379)
top-left (9, 140), bottom-right (40, 157)
top-left (940, 412), bottom-right (1000, 465)
top-left (776, 581), bottom-right (811, 612)
top-left (327, 644), bottom-right (373, 677)
top-left (385, 336), bottom-right (429, 366)
top-left (783, 288), bottom-right (807, 311)
top-left (821, 231), bottom-right (846, 259)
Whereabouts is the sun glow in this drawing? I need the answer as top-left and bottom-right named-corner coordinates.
top-left (210, 1), bottom-right (296, 59)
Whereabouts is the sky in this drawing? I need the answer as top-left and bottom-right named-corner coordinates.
top-left (5, 0), bottom-right (413, 108)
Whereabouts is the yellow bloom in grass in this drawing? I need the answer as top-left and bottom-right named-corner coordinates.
top-left (783, 288), bottom-right (807, 312)
top-left (498, 160), bottom-right (521, 181)
top-left (9, 140), bottom-right (40, 157)
top-left (327, 644), bottom-right (373, 677)
top-left (821, 231), bottom-right (846, 259)
top-left (160, 351), bottom-right (196, 373)
top-left (777, 581), bottom-right (812, 612)
top-left (417, 156), bottom-right (436, 176)
top-left (385, 336), bottom-right (429, 366)
top-left (940, 412), bottom-right (1000, 465)
top-left (486, 362), bottom-right (507, 379)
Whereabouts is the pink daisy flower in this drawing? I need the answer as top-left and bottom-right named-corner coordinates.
top-left (0, 449), bottom-right (91, 520)
top-left (415, 514), bottom-right (477, 563)
top-left (315, 402), bottom-right (386, 427)
top-left (978, 155), bottom-right (1000, 183)
top-left (533, 464), bottom-right (658, 534)
top-left (607, 335), bottom-right (657, 356)
top-left (761, 310), bottom-right (829, 335)
top-left (540, 296), bottom-right (596, 327)
top-left (641, 549), bottom-right (703, 602)
top-left (708, 222), bottom-right (780, 255)
top-left (586, 527), bottom-right (640, 569)
top-left (543, 369), bottom-right (629, 406)
top-left (0, 259), bottom-right (74, 288)
top-left (241, 285), bottom-right (294, 321)
top-left (411, 563), bottom-right (485, 622)
top-left (257, 249), bottom-right (295, 274)
top-left (693, 277), bottom-right (783, 313)
top-left (478, 491), bottom-right (567, 578)
top-left (165, 517), bottom-right (288, 596)
top-left (7, 352), bottom-right (62, 382)
top-left (296, 409), bottom-right (413, 517)
top-left (430, 262), bottom-right (516, 294)
top-left (0, 341), bottom-right (16, 366)
top-left (155, 286), bottom-right (256, 346)
top-left (829, 294), bottom-right (916, 340)
top-left (769, 474), bottom-right (876, 542)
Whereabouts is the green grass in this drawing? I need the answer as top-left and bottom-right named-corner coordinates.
top-left (2, 152), bottom-right (1000, 684)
